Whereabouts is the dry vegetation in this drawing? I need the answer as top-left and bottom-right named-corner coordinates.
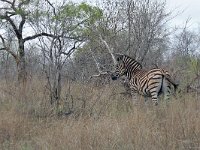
top-left (0, 0), bottom-right (200, 149)
top-left (0, 78), bottom-right (199, 150)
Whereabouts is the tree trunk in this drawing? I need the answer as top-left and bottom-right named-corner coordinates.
top-left (17, 40), bottom-right (27, 84)
top-left (55, 69), bottom-right (61, 107)
top-left (17, 56), bottom-right (27, 84)
top-left (50, 63), bottom-right (62, 107)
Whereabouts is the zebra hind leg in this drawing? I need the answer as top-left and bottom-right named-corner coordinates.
top-left (163, 80), bottom-right (171, 104)
top-left (149, 87), bottom-right (159, 106)
top-left (156, 78), bottom-right (171, 107)
top-left (151, 94), bottom-right (159, 106)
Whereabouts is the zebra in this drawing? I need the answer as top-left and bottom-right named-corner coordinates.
top-left (111, 54), bottom-right (178, 106)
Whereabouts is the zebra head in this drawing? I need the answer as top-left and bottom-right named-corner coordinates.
top-left (111, 54), bottom-right (127, 80)
top-left (111, 53), bottom-right (142, 80)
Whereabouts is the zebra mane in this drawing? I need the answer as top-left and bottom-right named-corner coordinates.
top-left (115, 53), bottom-right (142, 69)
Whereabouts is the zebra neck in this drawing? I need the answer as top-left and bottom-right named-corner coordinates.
top-left (122, 58), bottom-right (142, 80)
top-left (126, 67), bottom-right (141, 80)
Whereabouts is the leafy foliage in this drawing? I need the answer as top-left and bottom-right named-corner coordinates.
top-left (46, 2), bottom-right (102, 38)
top-left (58, 2), bottom-right (102, 22)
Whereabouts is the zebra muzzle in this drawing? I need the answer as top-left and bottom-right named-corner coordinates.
top-left (111, 74), bottom-right (119, 80)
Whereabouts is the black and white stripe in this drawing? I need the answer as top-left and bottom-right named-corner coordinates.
top-left (111, 54), bottom-right (178, 105)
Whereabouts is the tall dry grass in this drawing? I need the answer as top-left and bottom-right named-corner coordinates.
top-left (0, 78), bottom-right (199, 150)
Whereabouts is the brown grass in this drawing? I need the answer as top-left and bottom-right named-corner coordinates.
top-left (0, 78), bottom-right (199, 150)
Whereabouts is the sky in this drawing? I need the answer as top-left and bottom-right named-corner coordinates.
top-left (73, 0), bottom-right (200, 29)
top-left (166, 0), bottom-right (200, 29)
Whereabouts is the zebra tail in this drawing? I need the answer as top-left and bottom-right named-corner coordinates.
top-left (164, 74), bottom-right (179, 92)
top-left (173, 82), bottom-right (179, 92)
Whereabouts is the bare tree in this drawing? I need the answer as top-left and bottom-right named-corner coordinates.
top-left (86, 0), bottom-right (173, 71)
top-left (170, 19), bottom-right (200, 93)
top-left (172, 19), bottom-right (200, 58)
top-left (124, 0), bottom-right (173, 65)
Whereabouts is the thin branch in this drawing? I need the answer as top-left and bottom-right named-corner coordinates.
top-left (45, 0), bottom-right (56, 16)
top-left (0, 34), bottom-right (6, 45)
top-left (0, 46), bottom-right (19, 64)
top-left (5, 11), bottom-right (16, 17)
top-left (61, 41), bottom-right (79, 57)
top-left (60, 41), bottom-right (82, 67)
top-left (18, 0), bottom-right (30, 8)
top-left (1, 0), bottom-right (13, 5)
top-left (0, 33), bottom-right (19, 63)
top-left (1, 0), bottom-right (16, 11)
top-left (0, 47), bottom-right (6, 50)
top-left (0, 7), bottom-right (11, 10)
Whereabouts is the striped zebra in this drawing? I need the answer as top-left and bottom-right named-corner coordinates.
top-left (111, 54), bottom-right (178, 106)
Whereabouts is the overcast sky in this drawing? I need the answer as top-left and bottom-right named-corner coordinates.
top-left (72, 0), bottom-right (200, 29)
top-left (166, 0), bottom-right (200, 28)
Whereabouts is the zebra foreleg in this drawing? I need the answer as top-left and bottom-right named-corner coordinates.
top-left (131, 89), bottom-right (140, 106)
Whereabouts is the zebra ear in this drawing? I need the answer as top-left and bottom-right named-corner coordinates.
top-left (115, 53), bottom-right (123, 62)
top-left (116, 57), bottom-right (121, 61)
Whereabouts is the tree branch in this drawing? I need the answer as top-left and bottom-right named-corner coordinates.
top-left (1, 13), bottom-right (22, 39)
top-left (18, 0), bottom-right (30, 8)
top-left (1, 0), bottom-right (13, 5)
top-left (99, 35), bottom-right (117, 65)
top-left (45, 0), bottom-right (56, 16)
top-left (0, 34), bottom-right (19, 64)
top-left (1, 0), bottom-right (28, 40)
top-left (0, 48), bottom-right (6, 50)
top-left (23, 32), bottom-right (58, 42)
top-left (61, 41), bottom-right (79, 57)
top-left (1, 0), bottom-right (16, 11)
top-left (19, 14), bottom-right (26, 34)
top-left (24, 32), bottom-right (85, 42)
